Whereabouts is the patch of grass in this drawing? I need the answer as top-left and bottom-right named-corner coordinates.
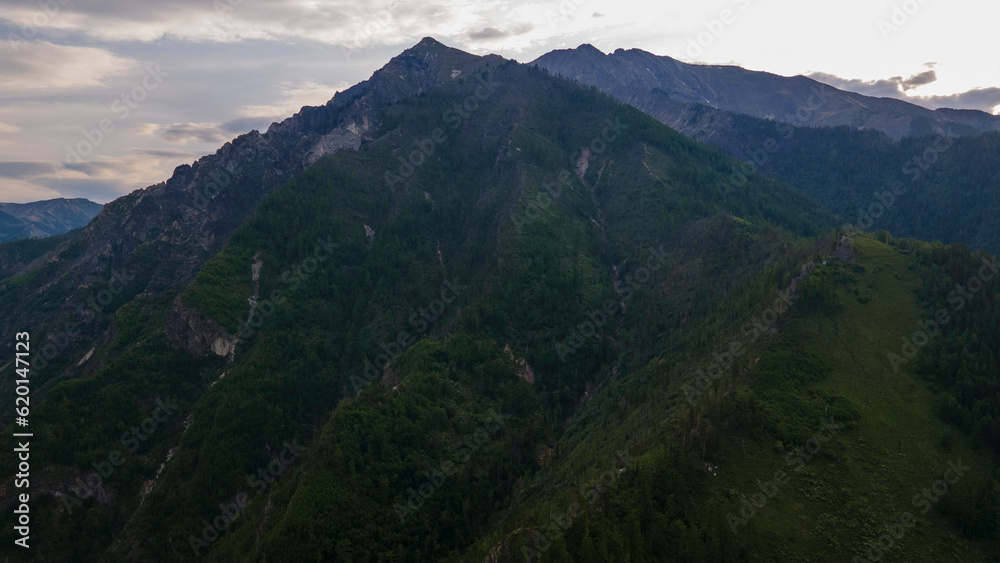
top-left (714, 235), bottom-right (997, 561)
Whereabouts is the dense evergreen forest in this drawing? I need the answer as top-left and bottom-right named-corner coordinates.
top-left (0, 40), bottom-right (997, 563)
top-left (719, 116), bottom-right (1000, 252)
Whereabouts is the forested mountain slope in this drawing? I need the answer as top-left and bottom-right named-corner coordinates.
top-left (0, 39), bottom-right (996, 563)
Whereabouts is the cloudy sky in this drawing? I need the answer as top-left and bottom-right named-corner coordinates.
top-left (1, 0), bottom-right (997, 203)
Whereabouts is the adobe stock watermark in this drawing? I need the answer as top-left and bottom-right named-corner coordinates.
top-left (179, 142), bottom-right (261, 215)
top-left (886, 255), bottom-right (997, 372)
top-left (851, 459), bottom-right (969, 562)
top-left (393, 408), bottom-right (509, 524)
top-left (60, 398), bottom-right (179, 515)
top-left (351, 278), bottom-right (467, 392)
top-left (556, 245), bottom-right (668, 362)
top-left (80, 271), bottom-right (136, 317)
top-left (384, 73), bottom-right (498, 190)
top-left (522, 450), bottom-right (631, 562)
top-left (682, 280), bottom-right (802, 406)
top-left (235, 236), bottom-right (339, 342)
top-left (510, 170), bottom-right (574, 236)
top-left (4, 0), bottom-right (71, 53)
top-left (684, 0), bottom-right (752, 59)
top-left (188, 438), bottom-right (307, 556)
top-left (850, 130), bottom-right (955, 233)
top-left (28, 321), bottom-right (80, 373)
top-left (718, 85), bottom-right (832, 199)
top-left (510, 117), bottom-right (628, 235)
top-left (878, 0), bottom-right (930, 41)
top-left (544, 0), bottom-right (591, 31)
top-left (62, 64), bottom-right (169, 165)
top-left (340, 6), bottom-right (394, 63)
top-left (31, 270), bottom-right (135, 372)
top-left (727, 418), bottom-right (842, 535)
top-left (212, 0), bottom-right (245, 20)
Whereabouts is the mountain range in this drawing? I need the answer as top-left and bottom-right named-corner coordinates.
top-left (533, 45), bottom-right (1000, 252)
top-left (0, 38), bottom-right (997, 562)
top-left (0, 198), bottom-right (102, 243)
top-left (533, 44), bottom-right (1000, 140)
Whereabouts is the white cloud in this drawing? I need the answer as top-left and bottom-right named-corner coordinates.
top-left (237, 79), bottom-right (348, 119)
top-left (126, 80), bottom-right (349, 149)
top-left (0, 42), bottom-right (134, 92)
top-left (0, 0), bottom-right (501, 48)
top-left (133, 123), bottom-right (161, 137)
top-left (44, 150), bottom-right (196, 202)
top-left (0, 149), bottom-right (200, 204)
top-left (0, 177), bottom-right (66, 203)
top-left (0, 123), bottom-right (20, 133)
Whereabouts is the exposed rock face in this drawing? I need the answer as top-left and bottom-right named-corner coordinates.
top-left (533, 44), bottom-right (1000, 140)
top-left (789, 261), bottom-right (817, 296)
top-left (504, 344), bottom-right (535, 384)
top-left (0, 37), bottom-right (487, 375)
top-left (575, 148), bottom-right (590, 182)
top-left (0, 465), bottom-right (117, 513)
top-left (163, 295), bottom-right (236, 361)
top-left (243, 251), bottom-right (263, 332)
top-left (833, 235), bottom-right (855, 262)
top-left (381, 364), bottom-right (400, 388)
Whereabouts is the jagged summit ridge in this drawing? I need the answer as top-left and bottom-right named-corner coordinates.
top-left (533, 44), bottom-right (1000, 139)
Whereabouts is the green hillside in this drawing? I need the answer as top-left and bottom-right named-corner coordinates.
top-left (0, 42), bottom-right (997, 563)
top-left (443, 236), bottom-right (999, 563)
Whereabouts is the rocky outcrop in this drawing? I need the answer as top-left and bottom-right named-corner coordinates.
top-left (833, 235), bottom-right (855, 262)
top-left (789, 261), bottom-right (817, 296)
top-left (505, 344), bottom-right (535, 384)
top-left (381, 364), bottom-right (400, 388)
top-left (163, 295), bottom-right (236, 361)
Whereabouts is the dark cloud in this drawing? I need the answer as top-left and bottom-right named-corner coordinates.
top-left (809, 71), bottom-right (1000, 113)
top-left (808, 72), bottom-right (906, 98)
top-left (160, 123), bottom-right (230, 144)
top-left (900, 70), bottom-right (936, 91)
top-left (129, 148), bottom-right (199, 159)
top-left (61, 161), bottom-right (114, 177)
top-left (467, 23), bottom-right (533, 41)
top-left (42, 178), bottom-right (133, 203)
top-left (0, 161), bottom-right (57, 179)
top-left (809, 70), bottom-right (938, 98)
top-left (469, 27), bottom-right (506, 40)
top-left (918, 87), bottom-right (1000, 112)
top-left (59, 158), bottom-right (149, 179)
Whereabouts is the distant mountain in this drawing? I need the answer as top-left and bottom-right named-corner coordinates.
top-left (532, 45), bottom-right (1000, 252)
top-left (0, 209), bottom-right (30, 243)
top-left (532, 45), bottom-right (1000, 140)
top-left (0, 197), bottom-right (102, 242)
